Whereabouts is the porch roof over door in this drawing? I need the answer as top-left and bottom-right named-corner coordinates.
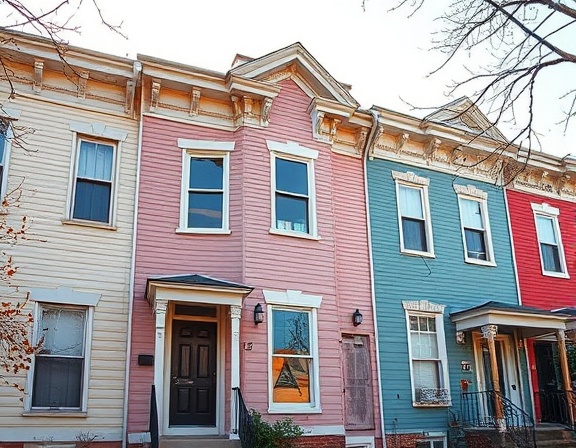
top-left (146, 274), bottom-right (254, 307)
top-left (450, 301), bottom-right (572, 338)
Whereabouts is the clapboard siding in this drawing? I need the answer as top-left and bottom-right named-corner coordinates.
top-left (506, 189), bottom-right (576, 309)
top-left (367, 158), bottom-right (519, 434)
top-left (129, 78), bottom-right (378, 434)
top-left (0, 66), bottom-right (137, 442)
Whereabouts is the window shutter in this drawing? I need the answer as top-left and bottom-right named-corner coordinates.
top-left (342, 335), bottom-right (374, 430)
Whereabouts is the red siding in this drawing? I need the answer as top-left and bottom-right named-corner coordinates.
top-left (506, 189), bottom-right (576, 309)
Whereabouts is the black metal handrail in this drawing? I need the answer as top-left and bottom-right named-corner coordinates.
top-left (232, 387), bottom-right (255, 448)
top-left (461, 390), bottom-right (535, 448)
top-left (535, 389), bottom-right (576, 429)
top-left (149, 384), bottom-right (159, 448)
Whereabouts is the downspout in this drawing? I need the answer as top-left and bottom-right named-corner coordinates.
top-left (363, 109), bottom-right (387, 448)
top-left (122, 61), bottom-right (143, 448)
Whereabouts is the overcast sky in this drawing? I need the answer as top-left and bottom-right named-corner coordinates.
top-left (52, 0), bottom-right (575, 157)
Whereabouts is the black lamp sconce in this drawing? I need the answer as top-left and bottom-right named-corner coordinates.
top-left (254, 303), bottom-right (264, 325)
top-left (352, 309), bottom-right (363, 326)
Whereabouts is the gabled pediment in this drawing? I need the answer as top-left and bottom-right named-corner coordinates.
top-left (228, 42), bottom-right (359, 109)
top-left (424, 97), bottom-right (508, 143)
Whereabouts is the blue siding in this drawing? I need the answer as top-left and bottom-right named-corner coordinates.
top-left (367, 159), bottom-right (520, 433)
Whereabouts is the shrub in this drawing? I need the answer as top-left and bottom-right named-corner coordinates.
top-left (251, 410), bottom-right (304, 448)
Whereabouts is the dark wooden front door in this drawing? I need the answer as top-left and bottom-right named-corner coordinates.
top-left (170, 320), bottom-right (217, 426)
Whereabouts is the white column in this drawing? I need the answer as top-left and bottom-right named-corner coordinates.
top-left (230, 305), bottom-right (242, 436)
top-left (153, 299), bottom-right (168, 435)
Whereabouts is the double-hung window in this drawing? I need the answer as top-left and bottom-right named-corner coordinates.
top-left (264, 289), bottom-right (321, 413)
top-left (67, 121), bottom-right (128, 227)
top-left (403, 300), bottom-right (450, 407)
top-left (393, 171), bottom-right (433, 256)
top-left (178, 139), bottom-right (233, 233)
top-left (532, 203), bottom-right (568, 277)
top-left (268, 140), bottom-right (318, 238)
top-left (72, 139), bottom-right (115, 223)
top-left (31, 304), bottom-right (88, 410)
top-left (455, 185), bottom-right (495, 265)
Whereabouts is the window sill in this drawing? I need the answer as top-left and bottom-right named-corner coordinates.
top-left (400, 249), bottom-right (435, 258)
top-left (22, 410), bottom-right (87, 417)
top-left (464, 258), bottom-right (496, 267)
top-left (62, 218), bottom-right (116, 231)
top-left (542, 271), bottom-right (570, 279)
top-left (268, 405), bottom-right (322, 414)
top-left (176, 228), bottom-right (231, 235)
top-left (269, 228), bottom-right (320, 241)
top-left (412, 402), bottom-right (451, 408)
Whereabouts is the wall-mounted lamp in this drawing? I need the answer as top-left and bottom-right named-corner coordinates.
top-left (254, 303), bottom-right (264, 325)
top-left (352, 309), bottom-right (363, 326)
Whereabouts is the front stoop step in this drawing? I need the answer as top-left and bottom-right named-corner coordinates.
top-left (160, 436), bottom-right (241, 448)
top-left (536, 425), bottom-right (576, 448)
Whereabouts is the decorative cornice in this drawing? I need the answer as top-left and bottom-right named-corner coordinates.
top-left (77, 71), bottom-right (89, 99)
top-left (356, 127), bottom-right (369, 154)
top-left (189, 87), bottom-right (201, 116)
top-left (402, 300), bottom-right (445, 313)
top-left (150, 79), bottom-right (161, 112)
top-left (395, 133), bottom-right (409, 153)
top-left (531, 202), bottom-right (560, 216)
top-left (453, 184), bottom-right (488, 200)
top-left (261, 97), bottom-right (273, 126)
top-left (33, 59), bottom-right (43, 93)
top-left (392, 170), bottom-right (430, 186)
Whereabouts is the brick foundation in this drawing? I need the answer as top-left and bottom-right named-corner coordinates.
top-left (293, 435), bottom-right (346, 448)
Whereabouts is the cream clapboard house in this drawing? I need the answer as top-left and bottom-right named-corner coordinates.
top-left (0, 30), bottom-right (140, 445)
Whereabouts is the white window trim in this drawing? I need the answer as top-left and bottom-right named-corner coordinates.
top-left (0, 118), bottom-right (14, 201)
top-left (393, 171), bottom-right (435, 258)
top-left (532, 202), bottom-right (569, 278)
top-left (25, 302), bottom-right (93, 414)
top-left (402, 300), bottom-right (451, 407)
top-left (454, 185), bottom-right (496, 267)
top-left (177, 139), bottom-right (234, 234)
top-left (267, 140), bottom-right (319, 239)
top-left (65, 121), bottom-right (127, 228)
top-left (264, 289), bottom-right (321, 414)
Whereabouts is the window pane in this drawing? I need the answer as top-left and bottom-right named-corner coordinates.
top-left (276, 158), bottom-right (308, 196)
top-left (399, 185), bottom-right (423, 219)
top-left (402, 218), bottom-right (427, 251)
top-left (276, 194), bottom-right (308, 232)
top-left (273, 310), bottom-right (310, 355)
top-left (38, 308), bottom-right (85, 356)
top-left (189, 158), bottom-right (223, 189)
top-left (541, 243), bottom-right (562, 272)
top-left (73, 180), bottom-right (111, 222)
top-left (409, 315), bottom-right (419, 331)
top-left (77, 141), bottom-right (113, 181)
top-left (188, 192), bottom-right (223, 228)
top-left (460, 198), bottom-right (483, 229)
top-left (411, 333), bottom-right (438, 358)
top-left (537, 216), bottom-right (557, 245)
top-left (32, 357), bottom-right (83, 408)
top-left (465, 229), bottom-right (487, 260)
top-left (272, 356), bottom-right (310, 403)
top-left (414, 360), bottom-right (440, 389)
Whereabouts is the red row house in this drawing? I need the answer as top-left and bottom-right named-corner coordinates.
top-left (506, 152), bottom-right (576, 426)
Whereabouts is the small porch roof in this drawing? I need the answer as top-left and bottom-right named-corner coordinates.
top-left (146, 274), bottom-right (254, 307)
top-left (450, 301), bottom-right (572, 338)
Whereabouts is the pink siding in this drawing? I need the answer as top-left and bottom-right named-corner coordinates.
top-left (128, 79), bottom-right (379, 434)
top-left (506, 189), bottom-right (576, 310)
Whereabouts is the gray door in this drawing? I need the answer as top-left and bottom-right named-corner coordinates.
top-left (169, 320), bottom-right (217, 426)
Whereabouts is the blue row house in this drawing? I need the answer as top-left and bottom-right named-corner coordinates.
top-left (365, 99), bottom-right (573, 448)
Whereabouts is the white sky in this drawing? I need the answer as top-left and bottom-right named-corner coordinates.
top-left (49, 0), bottom-right (575, 157)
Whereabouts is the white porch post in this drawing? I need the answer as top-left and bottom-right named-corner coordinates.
top-left (230, 305), bottom-right (242, 436)
top-left (154, 299), bottom-right (168, 435)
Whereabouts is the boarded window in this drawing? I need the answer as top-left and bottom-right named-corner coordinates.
top-left (342, 334), bottom-right (374, 430)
